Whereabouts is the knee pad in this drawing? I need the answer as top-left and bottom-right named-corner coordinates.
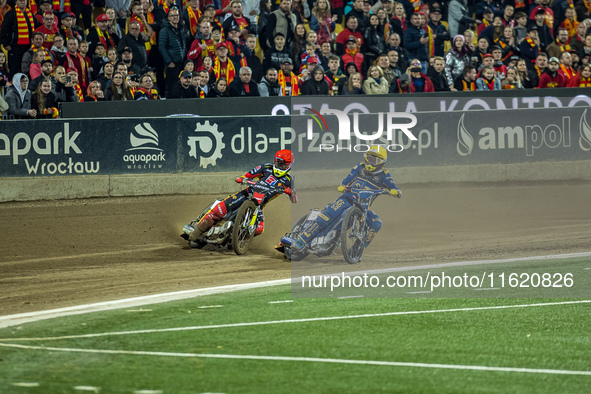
top-left (207, 201), bottom-right (228, 221)
top-left (367, 211), bottom-right (382, 232)
top-left (364, 212), bottom-right (382, 247)
top-left (198, 201), bottom-right (228, 229)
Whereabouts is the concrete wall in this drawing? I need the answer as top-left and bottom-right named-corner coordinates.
top-left (3, 160), bottom-right (591, 202)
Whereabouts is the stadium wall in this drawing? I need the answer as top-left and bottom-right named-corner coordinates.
top-left (1, 106), bottom-right (590, 202)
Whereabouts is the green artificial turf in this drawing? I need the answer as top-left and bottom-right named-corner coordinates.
top-left (1, 277), bottom-right (590, 393)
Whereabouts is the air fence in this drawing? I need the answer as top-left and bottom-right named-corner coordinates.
top-left (1, 102), bottom-right (590, 202)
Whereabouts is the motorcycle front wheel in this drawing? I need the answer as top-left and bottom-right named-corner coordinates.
top-left (340, 207), bottom-right (365, 264)
top-left (232, 201), bottom-right (257, 255)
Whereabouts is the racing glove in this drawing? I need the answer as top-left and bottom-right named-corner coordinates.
top-left (235, 177), bottom-right (244, 184)
top-left (390, 189), bottom-right (402, 198)
top-left (337, 185), bottom-right (346, 193)
top-left (284, 187), bottom-right (292, 196)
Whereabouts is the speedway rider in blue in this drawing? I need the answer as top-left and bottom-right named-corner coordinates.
top-left (186, 149), bottom-right (297, 242)
top-left (294, 145), bottom-right (401, 252)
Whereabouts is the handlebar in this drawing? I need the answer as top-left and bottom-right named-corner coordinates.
top-left (242, 179), bottom-right (291, 196)
top-left (341, 187), bottom-right (392, 196)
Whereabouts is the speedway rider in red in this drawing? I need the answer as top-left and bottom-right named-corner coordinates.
top-left (187, 149), bottom-right (297, 242)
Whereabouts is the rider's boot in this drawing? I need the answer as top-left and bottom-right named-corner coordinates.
top-left (254, 222), bottom-right (264, 236)
top-left (188, 227), bottom-right (205, 241)
top-left (292, 236), bottom-right (308, 253)
top-left (189, 219), bottom-right (212, 241)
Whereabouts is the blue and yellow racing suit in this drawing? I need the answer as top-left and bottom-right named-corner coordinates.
top-left (298, 163), bottom-right (399, 248)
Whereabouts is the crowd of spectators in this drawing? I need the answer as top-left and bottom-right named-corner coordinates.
top-left (1, 0), bottom-right (590, 118)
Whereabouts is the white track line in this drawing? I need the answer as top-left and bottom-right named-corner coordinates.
top-left (1, 245), bottom-right (172, 266)
top-left (1, 251), bottom-right (589, 329)
top-left (134, 391), bottom-right (163, 394)
top-left (73, 386), bottom-right (101, 392)
top-left (11, 382), bottom-right (40, 387)
top-left (2, 300), bottom-right (590, 342)
top-left (1, 343), bottom-right (590, 377)
top-left (0, 279), bottom-right (290, 329)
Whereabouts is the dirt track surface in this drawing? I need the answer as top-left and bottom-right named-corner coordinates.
top-left (1, 181), bottom-right (591, 316)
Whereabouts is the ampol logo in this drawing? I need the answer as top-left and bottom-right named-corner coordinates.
top-left (579, 109), bottom-right (591, 151)
top-left (456, 111), bottom-right (590, 157)
top-left (304, 108), bottom-right (418, 153)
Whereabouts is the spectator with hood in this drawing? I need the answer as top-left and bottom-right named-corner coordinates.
top-left (335, 61), bottom-right (358, 94)
top-left (301, 64), bottom-right (330, 94)
top-left (5, 73), bottom-right (36, 118)
top-left (389, 73), bottom-right (414, 93)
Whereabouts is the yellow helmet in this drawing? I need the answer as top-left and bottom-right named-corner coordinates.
top-left (365, 145), bottom-right (387, 172)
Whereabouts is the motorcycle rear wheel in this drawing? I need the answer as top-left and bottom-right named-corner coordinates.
top-left (340, 207), bottom-right (365, 264)
top-left (232, 201), bottom-right (257, 255)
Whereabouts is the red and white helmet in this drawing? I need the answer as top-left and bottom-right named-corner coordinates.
top-left (273, 149), bottom-right (294, 177)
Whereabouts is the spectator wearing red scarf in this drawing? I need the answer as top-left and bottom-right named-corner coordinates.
top-left (0, 0), bottom-right (35, 79)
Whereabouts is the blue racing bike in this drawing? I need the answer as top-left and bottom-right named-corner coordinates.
top-left (276, 186), bottom-right (393, 264)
